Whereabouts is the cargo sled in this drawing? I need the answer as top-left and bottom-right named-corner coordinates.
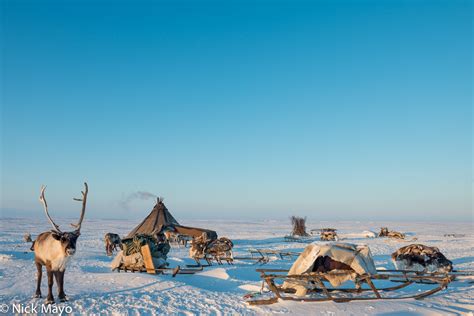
top-left (246, 243), bottom-right (471, 305)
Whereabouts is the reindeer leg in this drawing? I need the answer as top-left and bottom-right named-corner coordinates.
top-left (34, 262), bottom-right (42, 298)
top-left (53, 272), bottom-right (62, 301)
top-left (58, 271), bottom-right (67, 302)
top-left (45, 268), bottom-right (55, 304)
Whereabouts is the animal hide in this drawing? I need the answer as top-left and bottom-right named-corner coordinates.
top-left (392, 244), bottom-right (452, 273)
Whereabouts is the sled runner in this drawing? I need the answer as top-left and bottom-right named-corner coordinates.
top-left (283, 235), bottom-right (315, 243)
top-left (246, 268), bottom-right (462, 305)
top-left (114, 264), bottom-right (202, 276)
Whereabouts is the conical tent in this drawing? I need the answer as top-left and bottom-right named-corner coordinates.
top-left (126, 198), bottom-right (179, 237)
top-left (127, 198), bottom-right (217, 240)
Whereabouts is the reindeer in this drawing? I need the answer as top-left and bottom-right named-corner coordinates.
top-left (104, 233), bottom-right (122, 256)
top-left (31, 183), bottom-right (88, 304)
top-left (24, 233), bottom-right (32, 243)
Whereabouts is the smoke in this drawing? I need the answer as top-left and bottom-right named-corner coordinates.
top-left (121, 191), bottom-right (157, 210)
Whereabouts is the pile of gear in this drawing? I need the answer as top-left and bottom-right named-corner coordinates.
top-left (379, 227), bottom-right (405, 239)
top-left (319, 228), bottom-right (339, 241)
top-left (111, 234), bottom-right (170, 271)
top-left (391, 243), bottom-right (453, 272)
top-left (189, 234), bottom-right (234, 265)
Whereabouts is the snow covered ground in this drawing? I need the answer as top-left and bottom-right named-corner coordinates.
top-left (0, 218), bottom-right (472, 315)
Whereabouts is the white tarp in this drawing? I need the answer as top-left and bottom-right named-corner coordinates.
top-left (282, 243), bottom-right (377, 296)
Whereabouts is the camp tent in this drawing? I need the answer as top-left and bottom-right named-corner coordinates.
top-left (127, 198), bottom-right (217, 240)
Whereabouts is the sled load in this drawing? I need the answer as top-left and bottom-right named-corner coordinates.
top-left (246, 243), bottom-right (456, 305)
top-left (391, 244), bottom-right (453, 273)
top-left (310, 228), bottom-right (336, 234)
top-left (379, 227), bottom-right (405, 239)
top-left (188, 235), bottom-right (234, 265)
top-left (111, 233), bottom-right (170, 272)
top-left (319, 229), bottom-right (339, 241)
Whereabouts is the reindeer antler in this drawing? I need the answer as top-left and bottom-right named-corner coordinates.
top-left (39, 185), bottom-right (61, 233)
top-left (70, 182), bottom-right (88, 232)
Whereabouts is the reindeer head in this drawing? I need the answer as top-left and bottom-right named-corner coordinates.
top-left (51, 231), bottom-right (80, 256)
top-left (39, 183), bottom-right (88, 257)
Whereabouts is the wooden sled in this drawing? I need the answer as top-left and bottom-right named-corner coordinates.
top-left (114, 245), bottom-right (203, 276)
top-left (234, 249), bottom-right (300, 264)
top-left (187, 249), bottom-right (300, 267)
top-left (186, 256), bottom-right (234, 268)
top-left (245, 268), bottom-right (473, 305)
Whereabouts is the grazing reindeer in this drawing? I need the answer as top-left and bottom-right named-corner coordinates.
top-left (24, 233), bottom-right (32, 242)
top-left (31, 183), bottom-right (88, 304)
top-left (104, 233), bottom-right (122, 256)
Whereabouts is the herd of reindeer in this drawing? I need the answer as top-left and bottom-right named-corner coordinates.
top-left (26, 182), bottom-right (462, 305)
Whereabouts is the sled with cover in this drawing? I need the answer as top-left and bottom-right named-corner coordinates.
top-left (246, 243), bottom-right (471, 305)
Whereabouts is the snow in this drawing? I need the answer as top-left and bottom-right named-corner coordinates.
top-left (0, 218), bottom-right (473, 315)
top-left (198, 268), bottom-right (230, 280)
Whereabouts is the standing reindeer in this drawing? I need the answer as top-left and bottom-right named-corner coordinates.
top-left (31, 183), bottom-right (88, 304)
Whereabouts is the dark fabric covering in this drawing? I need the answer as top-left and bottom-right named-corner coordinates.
top-left (127, 199), bottom-right (218, 240)
top-left (174, 225), bottom-right (218, 240)
top-left (127, 199), bottom-right (179, 238)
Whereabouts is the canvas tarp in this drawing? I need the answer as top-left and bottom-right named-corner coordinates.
top-left (282, 243), bottom-right (377, 296)
top-left (173, 225), bottom-right (218, 240)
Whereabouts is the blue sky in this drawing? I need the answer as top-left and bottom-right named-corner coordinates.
top-left (1, 0), bottom-right (472, 221)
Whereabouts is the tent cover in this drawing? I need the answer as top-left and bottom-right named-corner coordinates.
top-left (127, 198), bottom-right (217, 240)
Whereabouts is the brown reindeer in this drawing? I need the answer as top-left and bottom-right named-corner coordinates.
top-left (31, 183), bottom-right (88, 304)
top-left (104, 233), bottom-right (122, 256)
